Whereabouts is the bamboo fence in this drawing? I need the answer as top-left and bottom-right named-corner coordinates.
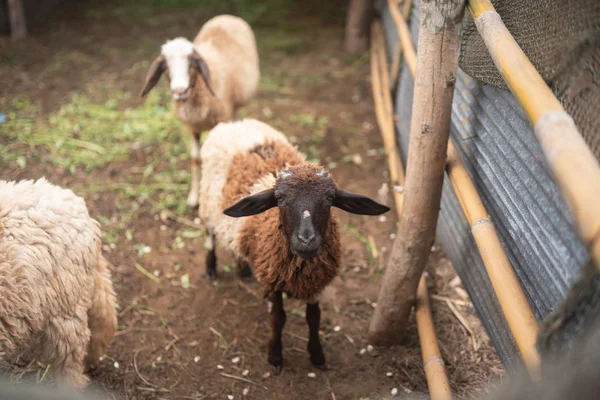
top-left (386, 1), bottom-right (542, 378)
top-left (468, 0), bottom-right (600, 272)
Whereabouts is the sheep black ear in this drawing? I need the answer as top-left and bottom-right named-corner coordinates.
top-left (333, 188), bottom-right (390, 216)
top-left (223, 189), bottom-right (277, 218)
top-left (140, 55), bottom-right (166, 98)
top-left (191, 51), bottom-right (216, 97)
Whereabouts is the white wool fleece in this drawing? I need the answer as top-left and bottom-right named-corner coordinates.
top-left (199, 119), bottom-right (302, 258)
top-left (0, 178), bottom-right (114, 386)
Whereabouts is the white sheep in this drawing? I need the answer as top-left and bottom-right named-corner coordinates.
top-left (199, 119), bottom-right (389, 374)
top-left (140, 14), bottom-right (260, 209)
top-left (0, 178), bottom-right (117, 387)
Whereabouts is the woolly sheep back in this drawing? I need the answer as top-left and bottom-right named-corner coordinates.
top-left (194, 14), bottom-right (259, 107)
top-left (199, 119), bottom-right (295, 256)
top-left (0, 178), bottom-right (117, 387)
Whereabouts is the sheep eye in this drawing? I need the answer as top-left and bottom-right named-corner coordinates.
top-left (276, 195), bottom-right (285, 204)
top-left (327, 194), bottom-right (335, 203)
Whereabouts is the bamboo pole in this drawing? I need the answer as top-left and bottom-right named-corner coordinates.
top-left (468, 0), bottom-right (600, 272)
top-left (416, 275), bottom-right (453, 400)
top-left (446, 142), bottom-right (541, 378)
top-left (388, 0), bottom-right (413, 87)
top-left (368, 0), bottom-right (465, 344)
top-left (8, 0), bottom-right (27, 39)
top-left (371, 21), bottom-right (405, 218)
top-left (371, 20), bottom-right (452, 399)
top-left (391, 7), bottom-right (542, 378)
top-left (388, 0), bottom-right (416, 80)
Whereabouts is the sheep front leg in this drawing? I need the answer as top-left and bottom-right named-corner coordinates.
top-left (187, 131), bottom-right (201, 209)
top-left (306, 301), bottom-right (326, 368)
top-left (268, 291), bottom-right (286, 375)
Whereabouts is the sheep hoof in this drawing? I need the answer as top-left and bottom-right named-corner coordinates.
top-left (272, 364), bottom-right (283, 376)
top-left (187, 191), bottom-right (199, 210)
top-left (308, 341), bottom-right (326, 367)
top-left (314, 363), bottom-right (328, 371)
top-left (310, 355), bottom-right (327, 369)
top-left (206, 269), bottom-right (217, 281)
top-left (238, 265), bottom-right (254, 280)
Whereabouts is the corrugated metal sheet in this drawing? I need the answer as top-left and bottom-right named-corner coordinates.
top-left (376, 0), bottom-right (589, 368)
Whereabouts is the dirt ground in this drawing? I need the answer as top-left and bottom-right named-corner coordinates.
top-left (0, 1), bottom-right (503, 399)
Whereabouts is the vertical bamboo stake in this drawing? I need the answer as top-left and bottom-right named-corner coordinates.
top-left (8, 0), bottom-right (27, 39)
top-left (416, 275), bottom-right (452, 400)
top-left (371, 21), bottom-right (405, 218)
top-left (468, 0), bottom-right (600, 272)
top-left (388, 0), bottom-right (416, 80)
top-left (446, 142), bottom-right (541, 378)
top-left (369, 0), bottom-right (465, 344)
top-left (388, 0), bottom-right (413, 87)
top-left (391, 8), bottom-right (542, 378)
top-left (371, 20), bottom-right (452, 398)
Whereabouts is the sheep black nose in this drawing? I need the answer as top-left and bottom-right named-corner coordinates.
top-left (297, 232), bottom-right (316, 245)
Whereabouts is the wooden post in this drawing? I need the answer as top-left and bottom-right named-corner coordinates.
top-left (8, 0), bottom-right (27, 39)
top-left (368, 0), bottom-right (465, 344)
top-left (371, 20), bottom-right (452, 398)
top-left (345, 0), bottom-right (374, 54)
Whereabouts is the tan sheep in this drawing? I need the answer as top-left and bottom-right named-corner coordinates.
top-left (140, 14), bottom-right (260, 209)
top-left (0, 178), bottom-right (117, 387)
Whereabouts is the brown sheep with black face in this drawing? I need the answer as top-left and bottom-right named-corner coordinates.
top-left (199, 119), bottom-right (390, 374)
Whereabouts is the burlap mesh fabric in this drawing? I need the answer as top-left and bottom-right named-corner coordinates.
top-left (459, 0), bottom-right (600, 161)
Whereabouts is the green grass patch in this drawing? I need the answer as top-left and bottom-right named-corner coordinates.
top-left (1, 86), bottom-right (192, 217)
top-left (289, 112), bottom-right (329, 163)
top-left (260, 33), bottom-right (307, 54)
top-left (343, 224), bottom-right (376, 265)
top-left (1, 88), bottom-right (185, 171)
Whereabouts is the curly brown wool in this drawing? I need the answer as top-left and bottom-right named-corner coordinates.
top-left (239, 207), bottom-right (341, 302)
top-left (221, 140), bottom-right (304, 211)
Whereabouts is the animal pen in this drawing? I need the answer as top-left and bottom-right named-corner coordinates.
top-left (1, 0), bottom-right (599, 398)
top-left (367, 0), bottom-right (600, 397)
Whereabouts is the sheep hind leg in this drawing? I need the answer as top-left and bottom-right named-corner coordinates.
top-left (236, 258), bottom-right (253, 280)
top-left (46, 307), bottom-right (90, 388)
top-left (306, 301), bottom-right (326, 369)
top-left (268, 291), bottom-right (286, 375)
top-left (85, 256), bottom-right (117, 371)
top-left (187, 131), bottom-right (201, 209)
top-left (205, 228), bottom-right (217, 280)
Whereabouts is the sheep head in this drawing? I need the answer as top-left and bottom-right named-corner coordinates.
top-left (140, 37), bottom-right (215, 100)
top-left (224, 164), bottom-right (390, 260)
